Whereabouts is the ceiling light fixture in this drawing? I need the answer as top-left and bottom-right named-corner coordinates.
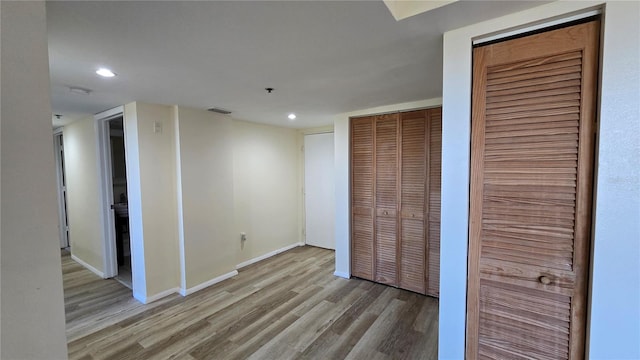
top-left (96, 68), bottom-right (116, 77)
top-left (288, 113), bottom-right (297, 120)
top-left (68, 86), bottom-right (92, 95)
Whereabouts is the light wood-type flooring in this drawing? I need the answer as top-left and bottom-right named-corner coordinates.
top-left (62, 246), bottom-right (438, 359)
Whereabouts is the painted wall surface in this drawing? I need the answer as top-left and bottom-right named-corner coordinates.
top-left (0, 1), bottom-right (69, 358)
top-left (333, 98), bottom-right (443, 278)
top-left (589, 2), bottom-right (640, 358)
top-left (66, 102), bottom-right (305, 300)
top-left (175, 107), bottom-right (236, 289)
top-left (125, 102), bottom-right (180, 300)
top-left (440, 2), bottom-right (640, 359)
top-left (63, 117), bottom-right (104, 273)
top-left (233, 120), bottom-right (302, 264)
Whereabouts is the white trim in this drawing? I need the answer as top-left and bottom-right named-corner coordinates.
top-left (95, 105), bottom-right (124, 121)
top-left (95, 108), bottom-right (124, 279)
top-left (71, 254), bottom-right (105, 278)
top-left (236, 242), bottom-right (305, 270)
top-left (473, 8), bottom-right (602, 45)
top-left (179, 270), bottom-right (238, 296)
top-left (122, 103), bottom-right (146, 305)
top-left (173, 106), bottom-right (187, 292)
top-left (53, 130), bottom-right (69, 249)
top-left (298, 126), bottom-right (334, 136)
top-left (134, 287), bottom-right (180, 304)
top-left (333, 271), bottom-right (350, 279)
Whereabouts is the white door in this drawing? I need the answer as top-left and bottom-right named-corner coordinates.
top-left (304, 133), bottom-right (335, 249)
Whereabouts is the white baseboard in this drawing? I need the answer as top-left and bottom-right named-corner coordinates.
top-left (71, 254), bottom-right (105, 278)
top-left (179, 270), bottom-right (239, 297)
top-left (236, 242), bottom-right (305, 270)
top-left (334, 271), bottom-right (350, 279)
top-left (125, 242), bottom-right (308, 304)
top-left (134, 287), bottom-right (180, 304)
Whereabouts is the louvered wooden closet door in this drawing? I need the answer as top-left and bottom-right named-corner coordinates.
top-left (351, 116), bottom-right (375, 280)
top-left (467, 20), bottom-right (599, 360)
top-left (375, 114), bottom-right (399, 286)
top-left (399, 110), bottom-right (428, 294)
top-left (427, 108), bottom-right (442, 297)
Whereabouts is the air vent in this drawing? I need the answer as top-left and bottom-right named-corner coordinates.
top-left (207, 107), bottom-right (232, 115)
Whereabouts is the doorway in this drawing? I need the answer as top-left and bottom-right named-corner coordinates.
top-left (54, 129), bottom-right (69, 249)
top-left (108, 118), bottom-right (131, 288)
top-left (95, 106), bottom-right (132, 289)
top-left (304, 132), bottom-right (335, 249)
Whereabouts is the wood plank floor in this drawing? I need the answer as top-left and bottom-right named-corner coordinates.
top-left (63, 246), bottom-right (438, 359)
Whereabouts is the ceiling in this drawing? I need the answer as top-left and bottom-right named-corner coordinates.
top-left (47, 1), bottom-right (546, 129)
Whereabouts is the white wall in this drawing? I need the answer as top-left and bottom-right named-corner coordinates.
top-left (175, 106), bottom-right (236, 291)
top-left (124, 102), bottom-right (180, 301)
top-left (233, 120), bottom-right (302, 265)
top-left (0, 1), bottom-right (69, 358)
top-left (440, 2), bottom-right (640, 359)
top-left (333, 98), bottom-right (443, 278)
top-left (63, 117), bottom-right (105, 274)
top-left (589, 2), bottom-right (640, 358)
top-left (65, 102), bottom-right (305, 302)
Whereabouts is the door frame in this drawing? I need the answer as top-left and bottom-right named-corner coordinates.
top-left (53, 127), bottom-right (69, 248)
top-left (464, 10), bottom-right (601, 359)
top-left (95, 106), bottom-right (124, 279)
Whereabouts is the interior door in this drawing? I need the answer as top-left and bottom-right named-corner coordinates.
top-left (427, 108), bottom-right (442, 297)
top-left (399, 110), bottom-right (428, 294)
top-left (467, 20), bottom-right (599, 359)
top-left (351, 116), bottom-right (375, 280)
top-left (374, 114), bottom-right (399, 286)
top-left (304, 133), bottom-right (335, 249)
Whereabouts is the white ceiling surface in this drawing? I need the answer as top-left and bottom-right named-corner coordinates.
top-left (48, 1), bottom-right (546, 129)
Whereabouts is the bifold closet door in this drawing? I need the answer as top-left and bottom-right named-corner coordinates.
top-left (399, 110), bottom-right (428, 294)
top-left (427, 108), bottom-right (442, 297)
top-left (374, 114), bottom-right (399, 286)
top-left (467, 20), bottom-right (599, 359)
top-left (351, 116), bottom-right (375, 280)
top-left (398, 108), bottom-right (441, 296)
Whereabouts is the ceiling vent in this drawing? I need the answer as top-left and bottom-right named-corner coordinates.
top-left (207, 107), bottom-right (232, 115)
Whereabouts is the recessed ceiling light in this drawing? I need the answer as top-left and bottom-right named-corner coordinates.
top-left (288, 113), bottom-right (297, 120)
top-left (96, 68), bottom-right (116, 78)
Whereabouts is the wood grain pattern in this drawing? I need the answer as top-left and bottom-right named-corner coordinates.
top-left (427, 108), bottom-right (442, 298)
top-left (467, 20), bottom-right (600, 360)
top-left (399, 110), bottom-right (427, 294)
top-left (351, 108), bottom-right (441, 297)
top-left (351, 116), bottom-right (375, 280)
top-left (375, 114), bottom-right (399, 286)
top-left (63, 246), bottom-right (439, 360)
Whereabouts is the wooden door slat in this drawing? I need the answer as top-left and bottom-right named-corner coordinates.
top-left (467, 20), bottom-right (599, 360)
